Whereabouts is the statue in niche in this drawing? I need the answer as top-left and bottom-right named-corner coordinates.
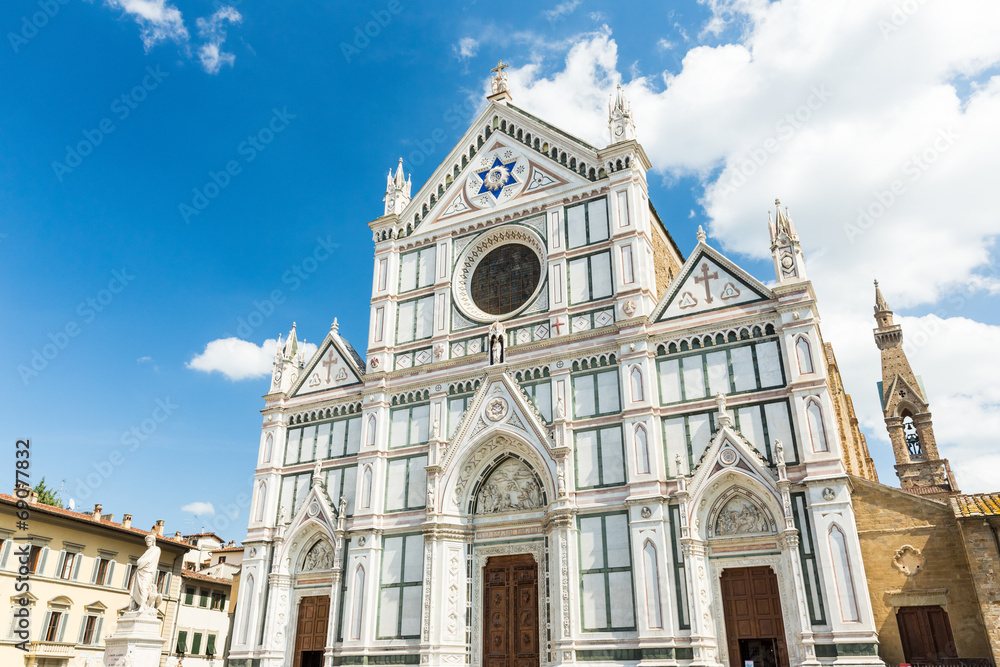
top-left (476, 458), bottom-right (543, 514)
top-left (714, 496), bottom-right (770, 537)
top-left (301, 540), bottom-right (333, 572)
top-left (488, 320), bottom-right (505, 365)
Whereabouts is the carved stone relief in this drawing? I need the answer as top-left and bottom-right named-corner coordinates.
top-left (300, 540), bottom-right (333, 572)
top-left (713, 496), bottom-right (772, 537)
top-left (475, 458), bottom-right (542, 514)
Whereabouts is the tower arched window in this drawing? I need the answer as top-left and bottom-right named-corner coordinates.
top-left (630, 366), bottom-right (644, 403)
top-left (366, 416), bottom-right (377, 448)
top-left (263, 434), bottom-right (273, 463)
top-left (902, 413), bottom-right (922, 458)
top-left (361, 466), bottom-right (373, 509)
top-left (806, 399), bottom-right (829, 452)
top-left (255, 482), bottom-right (267, 522)
top-left (795, 336), bottom-right (814, 374)
top-left (634, 424), bottom-right (650, 475)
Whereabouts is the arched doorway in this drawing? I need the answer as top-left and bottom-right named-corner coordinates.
top-left (720, 566), bottom-right (789, 667)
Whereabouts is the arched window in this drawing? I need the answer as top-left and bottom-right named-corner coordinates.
top-left (351, 565), bottom-right (366, 640)
top-left (239, 574), bottom-right (254, 644)
top-left (901, 412), bottom-right (922, 458)
top-left (795, 336), bottom-right (814, 374)
top-left (255, 482), bottom-right (267, 522)
top-left (829, 525), bottom-right (860, 622)
top-left (630, 366), bottom-right (644, 403)
top-left (361, 466), bottom-right (373, 509)
top-left (806, 400), bottom-right (829, 452)
top-left (366, 416), bottom-right (377, 448)
top-left (642, 540), bottom-right (663, 629)
top-left (263, 434), bottom-right (273, 463)
top-left (634, 424), bottom-right (650, 475)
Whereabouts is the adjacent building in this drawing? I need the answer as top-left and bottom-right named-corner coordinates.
top-left (228, 73), bottom-right (888, 667)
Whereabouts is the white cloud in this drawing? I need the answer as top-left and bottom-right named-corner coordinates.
top-left (543, 0), bottom-right (581, 22)
top-left (500, 0), bottom-right (1000, 491)
top-left (100, 1), bottom-right (243, 73)
top-left (104, 0), bottom-right (188, 51)
top-left (455, 37), bottom-right (479, 60)
top-left (186, 337), bottom-right (318, 382)
top-left (181, 501), bottom-right (215, 516)
top-left (196, 6), bottom-right (242, 74)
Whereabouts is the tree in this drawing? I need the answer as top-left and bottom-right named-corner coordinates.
top-left (33, 477), bottom-right (63, 508)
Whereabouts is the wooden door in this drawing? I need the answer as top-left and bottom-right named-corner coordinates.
top-left (720, 567), bottom-right (788, 667)
top-left (897, 605), bottom-right (957, 662)
top-left (292, 595), bottom-right (330, 667)
top-left (483, 554), bottom-right (539, 667)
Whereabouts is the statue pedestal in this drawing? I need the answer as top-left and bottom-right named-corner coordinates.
top-left (102, 610), bottom-right (165, 667)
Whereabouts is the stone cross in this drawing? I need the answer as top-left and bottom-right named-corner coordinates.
top-left (322, 349), bottom-right (337, 382)
top-left (694, 262), bottom-right (719, 303)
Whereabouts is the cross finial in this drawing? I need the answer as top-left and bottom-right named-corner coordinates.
top-left (696, 225), bottom-right (707, 243)
top-left (490, 60), bottom-right (510, 94)
top-left (331, 318), bottom-right (339, 333)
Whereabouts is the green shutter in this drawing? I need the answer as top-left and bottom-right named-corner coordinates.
top-left (184, 587), bottom-right (194, 605)
top-left (206, 634), bottom-right (216, 656)
top-left (199, 589), bottom-right (208, 607)
top-left (176, 630), bottom-right (187, 653)
top-left (191, 632), bottom-right (202, 654)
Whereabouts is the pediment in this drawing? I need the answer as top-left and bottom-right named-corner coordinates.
top-left (882, 375), bottom-right (928, 414)
top-left (287, 478), bottom-right (340, 537)
top-left (398, 101), bottom-right (606, 234)
top-left (289, 330), bottom-right (364, 397)
top-left (688, 422), bottom-right (778, 504)
top-left (653, 243), bottom-right (772, 321)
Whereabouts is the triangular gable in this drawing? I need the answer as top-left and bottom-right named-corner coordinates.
top-left (687, 422), bottom-right (779, 506)
top-left (399, 100), bottom-right (606, 234)
top-left (286, 475), bottom-right (341, 537)
top-left (652, 242), bottom-right (773, 321)
top-left (290, 330), bottom-right (365, 397)
top-left (882, 375), bottom-right (928, 415)
top-left (440, 371), bottom-right (554, 476)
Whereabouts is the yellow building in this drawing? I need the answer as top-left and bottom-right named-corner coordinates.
top-left (0, 492), bottom-right (188, 667)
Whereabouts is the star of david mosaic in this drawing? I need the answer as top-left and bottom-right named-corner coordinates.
top-left (476, 157), bottom-right (518, 199)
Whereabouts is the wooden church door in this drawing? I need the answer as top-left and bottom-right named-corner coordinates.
top-left (483, 554), bottom-right (539, 667)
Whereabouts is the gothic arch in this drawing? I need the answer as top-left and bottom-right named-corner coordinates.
top-left (795, 335), bottom-right (814, 374)
top-left (297, 536), bottom-right (335, 574)
top-left (468, 453), bottom-right (548, 515)
top-left (828, 524), bottom-right (861, 622)
top-left (705, 485), bottom-right (779, 540)
top-left (805, 398), bottom-right (829, 452)
top-left (255, 481), bottom-right (267, 523)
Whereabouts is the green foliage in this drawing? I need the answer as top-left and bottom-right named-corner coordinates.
top-left (33, 477), bottom-right (63, 508)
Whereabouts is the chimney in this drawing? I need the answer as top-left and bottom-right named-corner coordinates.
top-left (92, 504), bottom-right (102, 521)
top-left (174, 531), bottom-right (182, 539)
top-left (122, 514), bottom-right (132, 529)
top-left (227, 541), bottom-right (235, 548)
top-left (153, 519), bottom-right (165, 536)
top-left (103, 514), bottom-right (114, 523)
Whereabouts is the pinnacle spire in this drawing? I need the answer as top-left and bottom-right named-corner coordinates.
top-left (874, 279), bottom-right (890, 313)
top-left (696, 225), bottom-right (707, 243)
top-left (608, 82), bottom-right (636, 143)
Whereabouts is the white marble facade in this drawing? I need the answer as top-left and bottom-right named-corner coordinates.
top-left (227, 83), bottom-right (883, 667)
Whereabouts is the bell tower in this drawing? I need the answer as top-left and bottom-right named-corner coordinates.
top-left (873, 281), bottom-right (958, 499)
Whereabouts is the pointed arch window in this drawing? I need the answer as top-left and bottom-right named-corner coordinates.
top-left (351, 565), bottom-right (365, 640)
top-left (806, 399), bottom-right (829, 452)
top-left (795, 336), bottom-right (814, 374)
top-left (239, 574), bottom-right (254, 644)
top-left (366, 415), bottom-right (377, 449)
top-left (361, 466), bottom-right (373, 509)
top-left (642, 540), bottom-right (663, 629)
top-left (263, 434), bottom-right (273, 463)
top-left (630, 365), bottom-right (644, 403)
top-left (828, 525), bottom-right (860, 622)
top-left (901, 413), bottom-right (922, 458)
top-left (255, 482), bottom-right (267, 523)
top-left (634, 424), bottom-right (650, 475)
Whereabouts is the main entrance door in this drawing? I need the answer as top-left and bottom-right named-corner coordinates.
top-left (721, 567), bottom-right (788, 667)
top-left (292, 595), bottom-right (330, 667)
top-left (483, 554), bottom-right (539, 667)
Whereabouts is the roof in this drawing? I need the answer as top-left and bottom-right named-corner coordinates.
top-left (0, 494), bottom-right (189, 548)
top-left (180, 570), bottom-right (234, 586)
top-left (211, 545), bottom-right (245, 554)
top-left (951, 493), bottom-right (1000, 518)
top-left (183, 532), bottom-right (224, 541)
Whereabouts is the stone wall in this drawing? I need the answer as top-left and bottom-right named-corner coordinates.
top-left (850, 476), bottom-right (992, 664)
top-left (955, 517), bottom-right (1000, 664)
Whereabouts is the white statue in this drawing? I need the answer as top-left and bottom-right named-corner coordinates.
top-left (130, 535), bottom-right (162, 612)
top-left (774, 440), bottom-right (785, 465)
top-left (675, 453), bottom-right (684, 477)
top-left (715, 392), bottom-right (727, 415)
top-left (312, 460), bottom-right (323, 486)
top-left (555, 397), bottom-right (565, 420)
top-left (431, 419), bottom-right (440, 440)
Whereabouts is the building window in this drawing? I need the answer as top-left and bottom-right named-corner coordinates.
top-left (219, 556), bottom-right (226, 563)
top-left (384, 455), bottom-right (428, 512)
top-left (156, 571), bottom-right (169, 595)
top-left (27, 545), bottom-right (42, 574)
top-left (93, 557), bottom-right (110, 586)
top-left (566, 197), bottom-right (609, 249)
top-left (124, 563), bottom-right (136, 590)
top-left (667, 505), bottom-right (690, 630)
top-left (575, 426), bottom-right (625, 489)
top-left (361, 466), bottom-right (373, 509)
top-left (470, 243), bottom-right (542, 316)
top-left (399, 246), bottom-right (435, 292)
top-left (206, 633), bottom-right (217, 657)
top-left (629, 365), bottom-right (644, 403)
top-left (621, 244), bottom-right (635, 284)
top-left (657, 339), bottom-right (784, 404)
top-left (791, 493), bottom-right (827, 625)
top-left (366, 415), bottom-right (377, 448)
top-left (568, 251), bottom-right (614, 304)
top-left (255, 482), bottom-right (267, 522)
top-left (184, 587), bottom-right (195, 605)
top-left (191, 631), bottom-right (203, 654)
top-left (828, 525), bottom-right (860, 622)
top-left (806, 399), bottom-right (829, 452)
top-left (377, 257), bottom-right (388, 291)
top-left (634, 424), bottom-right (650, 476)
top-left (795, 336), bottom-right (814, 374)
top-left (389, 403), bottom-right (430, 448)
top-left (396, 295), bottom-right (434, 344)
top-left (211, 591), bottom-right (227, 610)
top-left (284, 416), bottom-right (362, 465)
top-left (902, 413), bottom-right (922, 458)
top-left (374, 306), bottom-right (385, 342)
top-left (377, 534), bottom-right (423, 638)
top-left (176, 630), bottom-right (188, 654)
top-left (642, 540), bottom-right (662, 629)
top-left (447, 393), bottom-right (474, 437)
top-left (572, 368), bottom-right (621, 418)
top-left (325, 465), bottom-right (358, 516)
top-left (350, 565), bottom-right (365, 641)
top-left (58, 552), bottom-right (77, 580)
top-left (80, 614), bottom-right (102, 645)
top-left (263, 433), bottom-right (273, 463)
top-left (199, 589), bottom-right (209, 608)
top-left (43, 611), bottom-right (61, 641)
top-left (521, 380), bottom-right (552, 423)
top-left (578, 513), bottom-right (635, 631)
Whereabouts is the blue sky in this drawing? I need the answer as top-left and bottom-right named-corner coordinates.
top-left (3, 0), bottom-right (998, 539)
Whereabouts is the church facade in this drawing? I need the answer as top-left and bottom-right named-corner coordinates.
top-left (227, 71), bottom-right (884, 667)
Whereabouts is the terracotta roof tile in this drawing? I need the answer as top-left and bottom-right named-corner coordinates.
top-left (180, 570), bottom-right (234, 585)
top-left (0, 494), bottom-right (189, 547)
top-left (951, 492), bottom-right (1000, 518)
top-left (211, 545), bottom-right (245, 553)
